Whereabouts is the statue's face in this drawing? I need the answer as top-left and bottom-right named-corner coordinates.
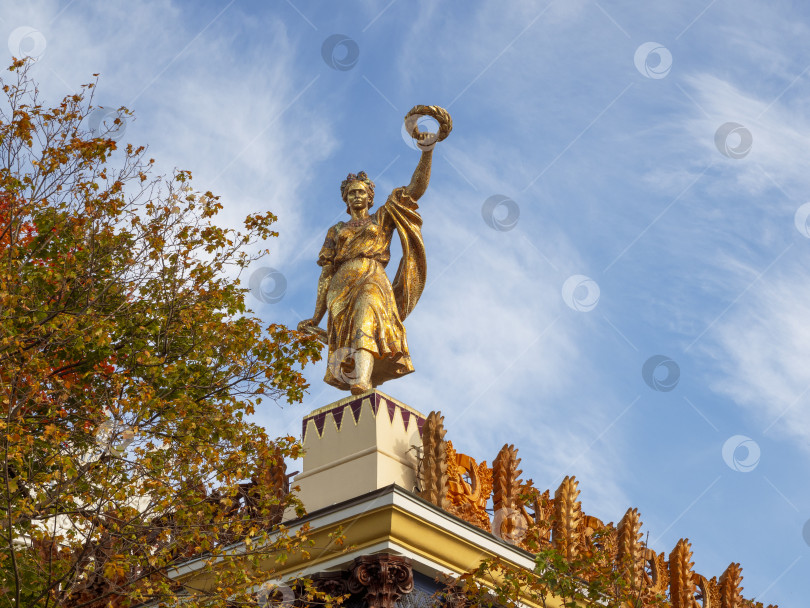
top-left (345, 181), bottom-right (370, 211)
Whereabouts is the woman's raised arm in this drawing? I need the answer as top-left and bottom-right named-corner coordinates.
top-left (403, 149), bottom-right (432, 202)
top-left (401, 105), bottom-right (451, 202)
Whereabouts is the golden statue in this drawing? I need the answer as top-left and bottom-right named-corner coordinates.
top-left (298, 105), bottom-right (452, 394)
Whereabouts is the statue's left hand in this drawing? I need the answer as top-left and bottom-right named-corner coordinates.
top-left (297, 318), bottom-right (317, 332)
top-left (297, 319), bottom-right (328, 344)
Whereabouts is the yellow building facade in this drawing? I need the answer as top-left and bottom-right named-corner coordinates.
top-left (174, 390), bottom-right (775, 608)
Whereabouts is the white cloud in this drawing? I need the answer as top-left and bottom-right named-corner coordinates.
top-left (707, 265), bottom-right (810, 449)
top-left (3, 1), bottom-right (338, 268)
top-left (681, 71), bottom-right (810, 199)
top-left (661, 60), bottom-right (810, 454)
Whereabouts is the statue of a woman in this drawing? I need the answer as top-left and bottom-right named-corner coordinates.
top-left (298, 106), bottom-right (451, 394)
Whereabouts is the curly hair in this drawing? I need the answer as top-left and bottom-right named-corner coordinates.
top-left (340, 171), bottom-right (375, 208)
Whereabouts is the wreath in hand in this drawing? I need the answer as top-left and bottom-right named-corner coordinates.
top-left (404, 105), bottom-right (453, 150)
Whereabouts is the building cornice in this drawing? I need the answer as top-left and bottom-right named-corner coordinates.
top-left (173, 484), bottom-right (537, 591)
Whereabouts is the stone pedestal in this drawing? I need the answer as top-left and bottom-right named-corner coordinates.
top-left (289, 390), bottom-right (425, 516)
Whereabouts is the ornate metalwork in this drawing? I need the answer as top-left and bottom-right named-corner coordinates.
top-left (719, 563), bottom-right (744, 608)
top-left (693, 572), bottom-right (719, 608)
top-left (491, 444), bottom-right (530, 543)
top-left (418, 412), bottom-right (449, 510)
top-left (417, 409), bottom-right (777, 608)
top-left (348, 555), bottom-right (414, 608)
top-left (553, 475), bottom-right (582, 562)
top-left (669, 539), bottom-right (696, 608)
top-left (310, 572), bottom-right (350, 598)
top-left (445, 440), bottom-right (492, 531)
top-left (617, 507), bottom-right (645, 589)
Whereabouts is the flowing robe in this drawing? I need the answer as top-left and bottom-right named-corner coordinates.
top-left (318, 187), bottom-right (426, 389)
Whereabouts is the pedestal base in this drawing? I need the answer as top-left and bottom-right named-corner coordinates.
top-left (289, 390), bottom-right (426, 516)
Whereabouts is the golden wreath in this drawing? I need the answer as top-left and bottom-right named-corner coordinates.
top-left (404, 105), bottom-right (453, 149)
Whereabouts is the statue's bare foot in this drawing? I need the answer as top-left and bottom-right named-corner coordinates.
top-left (351, 381), bottom-right (372, 395)
top-left (350, 349), bottom-right (374, 395)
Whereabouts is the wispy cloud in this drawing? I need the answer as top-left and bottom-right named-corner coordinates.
top-left (706, 266), bottom-right (810, 448)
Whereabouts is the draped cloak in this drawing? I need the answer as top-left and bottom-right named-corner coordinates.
top-left (317, 187), bottom-right (426, 390)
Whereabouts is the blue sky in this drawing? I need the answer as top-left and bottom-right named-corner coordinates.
top-left (6, 0), bottom-right (810, 604)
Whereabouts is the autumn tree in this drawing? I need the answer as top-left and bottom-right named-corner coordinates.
top-left (0, 59), bottom-right (325, 607)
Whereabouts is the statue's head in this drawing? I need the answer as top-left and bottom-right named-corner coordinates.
top-left (340, 171), bottom-right (375, 213)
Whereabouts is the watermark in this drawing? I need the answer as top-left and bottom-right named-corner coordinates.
top-left (561, 275), bottom-right (600, 312)
top-left (634, 42), bottom-right (672, 79)
top-left (721, 435), bottom-right (760, 473)
top-left (249, 267), bottom-right (287, 304)
top-left (641, 355), bottom-right (680, 392)
top-left (794, 202), bottom-right (810, 238)
top-left (803, 519), bottom-right (810, 547)
top-left (715, 122), bottom-right (752, 159)
top-left (491, 507), bottom-right (528, 545)
top-left (321, 34), bottom-right (359, 71)
top-left (94, 419), bottom-right (135, 458)
top-left (88, 107), bottom-right (128, 142)
top-left (401, 114), bottom-right (440, 152)
top-left (481, 195), bottom-right (520, 232)
top-left (256, 581), bottom-right (296, 608)
top-left (8, 26), bottom-right (47, 61)
top-left (328, 346), bottom-right (360, 387)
